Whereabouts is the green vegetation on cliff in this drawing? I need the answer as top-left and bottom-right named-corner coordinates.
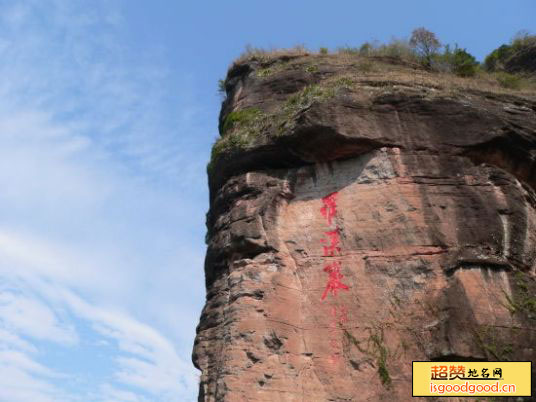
top-left (484, 31), bottom-right (536, 72)
top-left (208, 28), bottom-right (536, 173)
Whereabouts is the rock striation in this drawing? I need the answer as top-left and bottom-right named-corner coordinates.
top-left (193, 52), bottom-right (536, 401)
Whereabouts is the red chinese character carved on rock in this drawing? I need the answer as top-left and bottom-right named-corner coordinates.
top-left (320, 192), bottom-right (338, 225)
top-left (321, 261), bottom-right (349, 300)
top-left (321, 229), bottom-right (341, 256)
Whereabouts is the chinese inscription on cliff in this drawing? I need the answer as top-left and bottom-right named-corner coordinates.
top-left (319, 191), bottom-right (349, 363)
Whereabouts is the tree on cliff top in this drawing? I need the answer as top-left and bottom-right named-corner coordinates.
top-left (410, 27), bottom-right (441, 67)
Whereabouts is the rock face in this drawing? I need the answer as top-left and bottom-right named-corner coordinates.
top-left (193, 53), bottom-right (536, 401)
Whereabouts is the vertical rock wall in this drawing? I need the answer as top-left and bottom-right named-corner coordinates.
top-left (193, 54), bottom-right (536, 401)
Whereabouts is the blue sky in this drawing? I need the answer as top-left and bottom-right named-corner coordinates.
top-left (0, 1), bottom-right (534, 401)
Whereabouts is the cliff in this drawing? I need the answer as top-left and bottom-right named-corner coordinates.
top-left (193, 51), bottom-right (536, 401)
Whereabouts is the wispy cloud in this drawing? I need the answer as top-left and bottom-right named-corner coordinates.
top-left (0, 1), bottom-right (207, 400)
top-left (0, 277), bottom-right (199, 401)
top-left (0, 292), bottom-right (78, 345)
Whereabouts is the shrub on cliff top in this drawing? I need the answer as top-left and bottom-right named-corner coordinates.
top-left (484, 45), bottom-right (512, 72)
top-left (338, 39), bottom-right (417, 62)
top-left (374, 38), bottom-right (417, 62)
top-left (451, 48), bottom-right (479, 77)
top-left (436, 45), bottom-right (479, 77)
top-left (359, 42), bottom-right (372, 56)
top-left (484, 30), bottom-right (536, 72)
top-left (337, 46), bottom-right (360, 55)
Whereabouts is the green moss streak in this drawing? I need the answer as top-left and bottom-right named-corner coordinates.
top-left (344, 327), bottom-right (392, 387)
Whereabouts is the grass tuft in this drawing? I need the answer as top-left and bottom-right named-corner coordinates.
top-left (207, 107), bottom-right (269, 173)
top-left (495, 72), bottom-right (524, 90)
top-left (221, 107), bottom-right (263, 134)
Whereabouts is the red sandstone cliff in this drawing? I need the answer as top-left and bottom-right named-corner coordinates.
top-left (193, 52), bottom-right (536, 401)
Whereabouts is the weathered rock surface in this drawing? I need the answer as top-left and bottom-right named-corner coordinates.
top-left (193, 54), bottom-right (536, 401)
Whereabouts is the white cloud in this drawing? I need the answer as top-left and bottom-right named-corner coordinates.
top-left (0, 313), bottom-right (71, 402)
top-left (0, 328), bottom-right (37, 354)
top-left (0, 350), bottom-right (64, 378)
top-left (0, 292), bottom-right (78, 345)
top-left (61, 285), bottom-right (199, 400)
top-left (0, 0), bottom-right (206, 401)
top-left (0, 275), bottom-right (199, 401)
top-left (0, 367), bottom-right (65, 402)
top-left (99, 384), bottom-right (149, 402)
